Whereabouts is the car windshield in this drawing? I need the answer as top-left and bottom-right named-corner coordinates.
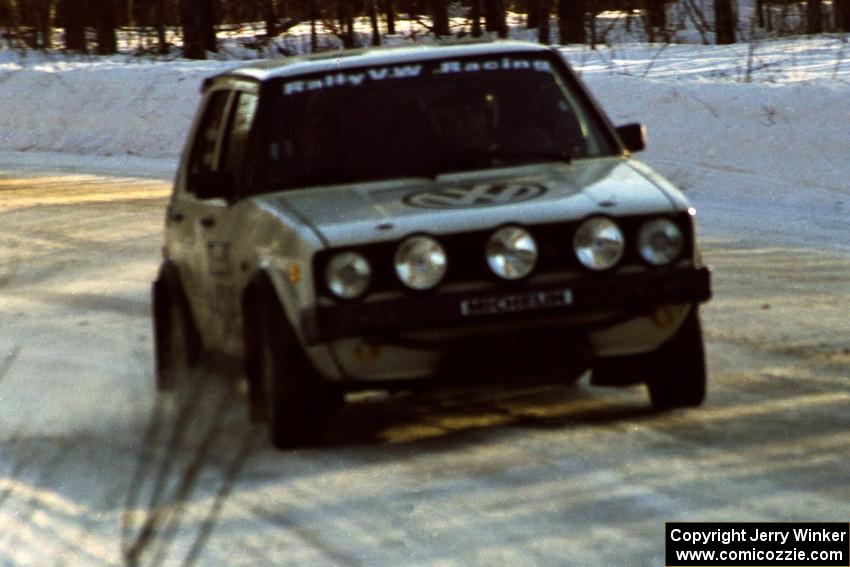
top-left (265, 53), bottom-right (618, 190)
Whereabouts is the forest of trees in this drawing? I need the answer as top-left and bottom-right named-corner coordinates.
top-left (0, 0), bottom-right (848, 58)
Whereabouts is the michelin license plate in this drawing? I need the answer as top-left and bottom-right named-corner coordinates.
top-left (460, 288), bottom-right (574, 317)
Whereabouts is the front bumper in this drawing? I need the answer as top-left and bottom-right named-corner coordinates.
top-left (302, 266), bottom-right (711, 345)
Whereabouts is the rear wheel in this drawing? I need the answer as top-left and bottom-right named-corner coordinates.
top-left (245, 285), bottom-right (335, 449)
top-left (646, 307), bottom-right (707, 409)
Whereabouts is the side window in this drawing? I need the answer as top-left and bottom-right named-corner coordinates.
top-left (221, 92), bottom-right (259, 196)
top-left (188, 90), bottom-right (231, 178)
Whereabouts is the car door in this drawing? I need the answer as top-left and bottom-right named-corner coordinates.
top-left (190, 85), bottom-right (260, 354)
top-left (166, 86), bottom-right (233, 348)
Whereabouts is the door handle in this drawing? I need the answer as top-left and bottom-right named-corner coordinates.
top-left (169, 211), bottom-right (184, 223)
top-left (199, 216), bottom-right (216, 228)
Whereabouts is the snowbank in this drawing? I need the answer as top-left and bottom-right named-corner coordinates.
top-left (0, 53), bottom-right (232, 158)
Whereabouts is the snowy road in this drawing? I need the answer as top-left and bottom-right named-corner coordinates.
top-left (0, 160), bottom-right (848, 567)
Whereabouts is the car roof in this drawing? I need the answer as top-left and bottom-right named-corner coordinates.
top-left (210, 40), bottom-right (556, 85)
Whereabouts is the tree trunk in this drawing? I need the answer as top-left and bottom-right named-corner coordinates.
top-left (471, 0), bottom-right (482, 36)
top-left (432, 0), bottom-right (449, 36)
top-left (528, 0), bottom-right (540, 28)
top-left (645, 0), bottom-right (667, 42)
top-left (484, 0), bottom-right (507, 37)
top-left (806, 0), bottom-right (822, 33)
top-left (837, 0), bottom-right (850, 31)
top-left (309, 0), bottom-right (318, 52)
top-left (337, 0), bottom-right (355, 47)
top-left (152, 0), bottom-right (168, 54)
top-left (368, 0), bottom-right (381, 45)
top-left (264, 0), bottom-right (277, 36)
top-left (203, 0), bottom-right (216, 52)
top-left (538, 0), bottom-right (551, 43)
top-left (558, 0), bottom-right (585, 44)
top-left (36, 0), bottom-right (52, 48)
top-left (60, 0), bottom-right (87, 52)
top-left (95, 0), bottom-right (117, 54)
top-left (714, 0), bottom-right (736, 43)
top-left (180, 0), bottom-right (216, 59)
top-left (384, 0), bottom-right (395, 34)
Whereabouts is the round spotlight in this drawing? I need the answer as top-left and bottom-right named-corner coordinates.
top-left (325, 251), bottom-right (371, 299)
top-left (573, 217), bottom-right (625, 270)
top-left (394, 236), bottom-right (447, 290)
top-left (486, 226), bottom-right (538, 280)
top-left (638, 218), bottom-right (683, 266)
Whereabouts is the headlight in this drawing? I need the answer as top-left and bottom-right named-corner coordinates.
top-left (325, 251), bottom-right (371, 299)
top-left (638, 218), bottom-right (683, 265)
top-left (394, 236), bottom-right (447, 290)
top-left (486, 226), bottom-right (538, 280)
top-left (573, 217), bottom-right (625, 270)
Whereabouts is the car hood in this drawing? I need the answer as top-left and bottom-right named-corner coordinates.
top-left (262, 158), bottom-right (685, 248)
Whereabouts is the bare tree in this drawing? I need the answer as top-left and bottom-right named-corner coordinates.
top-left (152, 0), bottom-right (169, 54)
top-left (0, 0), bottom-right (12, 31)
top-left (264, 0), bottom-right (277, 37)
top-left (528, 0), bottom-right (540, 28)
top-left (645, 0), bottom-right (667, 42)
top-left (308, 0), bottom-right (318, 51)
top-left (95, 0), bottom-right (118, 54)
top-left (35, 0), bottom-right (53, 48)
top-left (484, 0), bottom-right (507, 37)
top-left (383, 0), bottom-right (396, 34)
top-left (471, 0), bottom-right (483, 36)
top-left (59, 0), bottom-right (87, 52)
top-left (837, 0), bottom-right (850, 31)
top-left (714, 0), bottom-right (736, 43)
top-left (367, 0), bottom-right (380, 45)
top-left (337, 0), bottom-right (355, 47)
top-left (538, 0), bottom-right (552, 43)
top-left (14, 0), bottom-right (53, 48)
top-left (806, 0), bottom-right (822, 33)
top-left (559, 0), bottom-right (585, 44)
top-left (180, 0), bottom-right (216, 59)
top-left (432, 0), bottom-right (449, 37)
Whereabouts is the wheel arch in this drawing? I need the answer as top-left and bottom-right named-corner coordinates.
top-left (153, 260), bottom-right (203, 364)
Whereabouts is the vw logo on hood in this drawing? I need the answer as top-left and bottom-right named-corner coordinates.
top-left (404, 183), bottom-right (547, 209)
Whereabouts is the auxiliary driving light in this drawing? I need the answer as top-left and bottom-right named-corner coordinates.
top-left (573, 217), bottom-right (625, 270)
top-left (394, 236), bottom-right (447, 290)
top-left (486, 225), bottom-right (538, 280)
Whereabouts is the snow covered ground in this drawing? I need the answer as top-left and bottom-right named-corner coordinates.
top-left (0, 34), bottom-right (849, 567)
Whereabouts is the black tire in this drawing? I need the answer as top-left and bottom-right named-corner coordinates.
top-left (646, 307), bottom-right (707, 409)
top-left (245, 283), bottom-right (333, 449)
top-left (153, 278), bottom-right (199, 392)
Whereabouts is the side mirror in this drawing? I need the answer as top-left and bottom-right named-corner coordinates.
top-left (616, 123), bottom-right (646, 153)
top-left (188, 170), bottom-right (234, 200)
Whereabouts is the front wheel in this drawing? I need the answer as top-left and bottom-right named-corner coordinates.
top-left (245, 287), bottom-right (335, 449)
top-left (646, 307), bottom-right (707, 409)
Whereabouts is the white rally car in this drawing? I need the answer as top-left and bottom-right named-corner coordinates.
top-left (153, 40), bottom-right (712, 448)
